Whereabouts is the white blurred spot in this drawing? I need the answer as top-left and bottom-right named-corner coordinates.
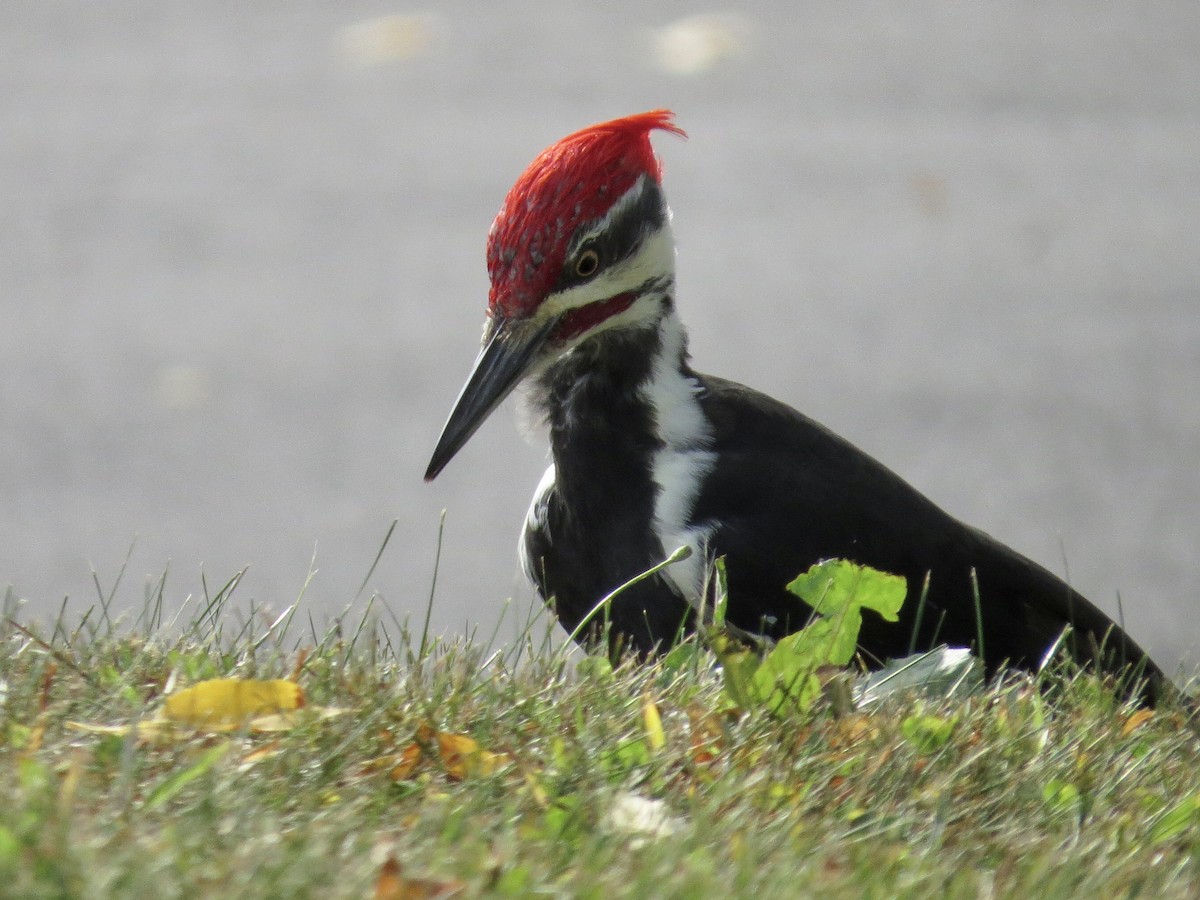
top-left (651, 13), bottom-right (754, 76)
top-left (911, 172), bottom-right (949, 218)
top-left (606, 792), bottom-right (683, 846)
top-left (153, 365), bottom-right (212, 410)
top-left (337, 14), bottom-right (439, 67)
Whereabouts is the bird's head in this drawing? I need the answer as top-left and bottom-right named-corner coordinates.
top-left (425, 110), bottom-right (687, 480)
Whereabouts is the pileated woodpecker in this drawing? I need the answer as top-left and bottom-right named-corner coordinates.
top-left (425, 110), bottom-right (1164, 699)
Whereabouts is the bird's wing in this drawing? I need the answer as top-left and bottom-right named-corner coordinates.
top-left (692, 375), bottom-right (1162, 687)
top-left (520, 464), bottom-right (558, 604)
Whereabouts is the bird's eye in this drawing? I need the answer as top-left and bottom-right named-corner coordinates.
top-left (574, 249), bottom-right (600, 279)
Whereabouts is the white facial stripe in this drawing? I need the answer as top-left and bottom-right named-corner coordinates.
top-left (574, 290), bottom-right (663, 338)
top-left (539, 211), bottom-right (676, 319)
top-left (567, 174), bottom-right (653, 254)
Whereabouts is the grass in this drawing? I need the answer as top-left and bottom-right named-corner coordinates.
top-left (2, 571), bottom-right (1200, 899)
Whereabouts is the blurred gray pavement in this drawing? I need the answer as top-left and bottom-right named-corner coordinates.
top-left (3, 3), bottom-right (1199, 671)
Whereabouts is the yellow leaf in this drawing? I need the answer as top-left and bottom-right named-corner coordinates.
top-left (238, 706), bottom-right (349, 733)
top-left (642, 692), bottom-right (666, 753)
top-left (434, 731), bottom-right (511, 780)
top-left (163, 679), bottom-right (304, 728)
top-left (22, 722), bottom-right (46, 754)
top-left (523, 770), bottom-right (550, 808)
top-left (58, 752), bottom-right (83, 815)
top-left (65, 717), bottom-right (194, 741)
top-left (67, 678), bottom-right (348, 739)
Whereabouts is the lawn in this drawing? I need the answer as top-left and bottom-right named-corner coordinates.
top-left (2, 569), bottom-right (1199, 899)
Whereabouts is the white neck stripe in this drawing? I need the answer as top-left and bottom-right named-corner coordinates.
top-left (642, 310), bottom-right (716, 604)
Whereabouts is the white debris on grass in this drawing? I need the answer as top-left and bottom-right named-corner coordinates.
top-left (854, 646), bottom-right (984, 709)
top-left (606, 792), bottom-right (683, 846)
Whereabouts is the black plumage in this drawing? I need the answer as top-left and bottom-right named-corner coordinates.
top-left (520, 309), bottom-right (1165, 701)
top-left (520, 322), bottom-right (698, 650)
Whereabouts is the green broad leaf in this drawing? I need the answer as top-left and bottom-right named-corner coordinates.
top-left (542, 794), bottom-right (585, 843)
top-left (1150, 793), bottom-right (1200, 844)
top-left (575, 655), bottom-right (615, 684)
top-left (901, 712), bottom-right (957, 753)
top-left (710, 632), bottom-right (762, 711)
top-left (711, 561), bottom-right (907, 717)
top-left (750, 619), bottom-right (849, 714)
top-left (16, 757), bottom-right (50, 792)
top-left (787, 605), bottom-right (860, 669)
top-left (750, 637), bottom-right (823, 715)
top-left (1041, 778), bottom-right (1084, 816)
top-left (6, 723), bottom-right (33, 751)
top-left (660, 640), bottom-right (705, 674)
top-left (0, 825), bottom-right (18, 866)
top-left (492, 863), bottom-right (534, 896)
top-left (611, 738), bottom-right (651, 770)
top-left (787, 559), bottom-right (906, 624)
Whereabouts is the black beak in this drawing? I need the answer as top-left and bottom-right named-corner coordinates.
top-left (424, 314), bottom-right (561, 481)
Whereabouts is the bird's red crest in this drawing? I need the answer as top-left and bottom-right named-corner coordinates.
top-left (486, 110), bottom-right (687, 318)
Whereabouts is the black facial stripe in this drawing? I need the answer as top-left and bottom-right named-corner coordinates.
top-left (553, 178), bottom-right (667, 292)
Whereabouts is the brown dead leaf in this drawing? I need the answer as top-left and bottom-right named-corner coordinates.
top-left (290, 648), bottom-right (310, 682)
top-left (361, 748), bottom-right (412, 779)
top-left (828, 714), bottom-right (881, 750)
top-left (376, 726), bottom-right (513, 782)
top-left (434, 730), bottom-right (511, 780)
top-left (1122, 709), bottom-right (1155, 736)
top-left (390, 742), bottom-right (424, 781)
top-left (39, 661), bottom-right (57, 712)
top-left (374, 856), bottom-right (464, 900)
top-left (686, 703), bottom-right (727, 765)
top-left (238, 740), bottom-right (284, 771)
